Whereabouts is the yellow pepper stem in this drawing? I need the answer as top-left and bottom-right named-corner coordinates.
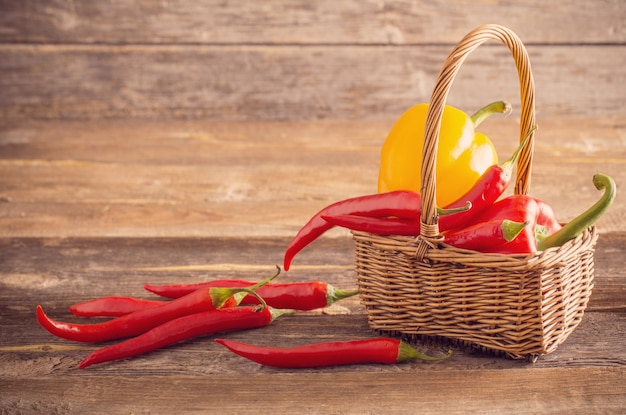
top-left (471, 101), bottom-right (512, 127)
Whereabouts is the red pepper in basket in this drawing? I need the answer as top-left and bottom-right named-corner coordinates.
top-left (535, 198), bottom-right (562, 235)
top-left (470, 173), bottom-right (615, 253)
top-left (215, 337), bottom-right (450, 368)
top-left (322, 214), bottom-right (421, 236)
top-left (79, 305), bottom-right (291, 369)
top-left (465, 194), bottom-right (542, 254)
top-left (37, 267), bottom-right (280, 343)
top-left (442, 219), bottom-right (527, 252)
top-left (283, 131), bottom-right (532, 265)
top-left (323, 214), bottom-right (527, 253)
top-left (438, 127), bottom-right (534, 231)
top-left (144, 280), bottom-right (358, 310)
top-left (283, 191), bottom-right (422, 270)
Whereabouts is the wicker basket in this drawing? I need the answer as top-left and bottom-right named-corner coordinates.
top-left (352, 24), bottom-right (598, 361)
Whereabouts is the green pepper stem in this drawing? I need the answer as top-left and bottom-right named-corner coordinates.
top-left (326, 286), bottom-right (359, 307)
top-left (500, 125), bottom-right (537, 173)
top-left (268, 307), bottom-right (296, 321)
top-left (437, 201), bottom-right (472, 216)
top-left (397, 341), bottom-right (452, 362)
top-left (502, 220), bottom-right (528, 242)
top-left (470, 101), bottom-right (512, 127)
top-left (210, 265), bottom-right (281, 309)
top-left (537, 174), bottom-right (616, 250)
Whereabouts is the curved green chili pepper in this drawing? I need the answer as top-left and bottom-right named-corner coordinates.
top-left (537, 173), bottom-right (616, 250)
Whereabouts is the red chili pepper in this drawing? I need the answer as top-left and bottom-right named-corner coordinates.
top-left (442, 219), bottom-right (527, 252)
top-left (37, 268), bottom-right (280, 343)
top-left (323, 214), bottom-right (527, 253)
top-left (72, 280), bottom-right (358, 317)
top-left (322, 214), bottom-right (421, 236)
top-left (70, 296), bottom-right (166, 317)
top-left (215, 337), bottom-right (450, 368)
top-left (283, 191), bottom-right (422, 270)
top-left (144, 279), bottom-right (256, 299)
top-left (283, 132), bottom-right (532, 265)
top-left (144, 280), bottom-right (357, 311)
top-left (438, 128), bottom-right (533, 231)
top-left (79, 306), bottom-right (291, 369)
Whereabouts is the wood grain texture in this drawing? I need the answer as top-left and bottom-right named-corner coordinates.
top-left (0, 43), bottom-right (624, 120)
top-left (0, 116), bottom-right (626, 414)
top-left (1, 119), bottom-right (624, 238)
top-left (1, 369), bottom-right (624, 414)
top-left (1, 0), bottom-right (624, 45)
top-left (1, 1), bottom-right (625, 121)
top-left (0, 236), bottom-right (624, 413)
top-left (1, 2), bottom-right (624, 411)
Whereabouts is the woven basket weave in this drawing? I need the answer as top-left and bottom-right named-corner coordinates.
top-left (352, 24), bottom-right (597, 360)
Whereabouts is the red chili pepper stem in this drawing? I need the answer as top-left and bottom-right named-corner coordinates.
top-left (397, 341), bottom-right (453, 362)
top-left (327, 286), bottom-right (359, 304)
top-left (537, 173), bottom-right (616, 250)
top-left (212, 265), bottom-right (281, 309)
top-left (436, 126), bottom-right (536, 232)
top-left (501, 220), bottom-right (529, 242)
top-left (498, 125), bottom-right (536, 174)
top-left (437, 201), bottom-right (472, 216)
top-left (470, 100), bottom-right (512, 127)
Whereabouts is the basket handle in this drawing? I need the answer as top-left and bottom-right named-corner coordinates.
top-left (417, 24), bottom-right (536, 257)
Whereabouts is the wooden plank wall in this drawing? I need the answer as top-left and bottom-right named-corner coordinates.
top-left (1, 0), bottom-right (624, 121)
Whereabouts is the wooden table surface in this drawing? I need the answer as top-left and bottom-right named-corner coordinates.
top-left (1, 117), bottom-right (625, 414)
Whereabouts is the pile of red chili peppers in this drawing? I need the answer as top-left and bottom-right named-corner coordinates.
top-left (284, 132), bottom-right (617, 268)
top-left (37, 266), bottom-right (447, 369)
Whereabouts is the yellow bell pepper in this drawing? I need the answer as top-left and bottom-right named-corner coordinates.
top-left (377, 101), bottom-right (509, 207)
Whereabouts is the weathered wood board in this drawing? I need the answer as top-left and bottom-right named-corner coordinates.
top-left (1, 119), bottom-right (624, 238)
top-left (1, 0), bottom-right (624, 121)
top-left (1, 235), bottom-right (624, 414)
top-left (1, 1), bottom-right (624, 412)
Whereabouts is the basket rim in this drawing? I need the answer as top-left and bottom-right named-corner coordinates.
top-left (352, 225), bottom-right (597, 269)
